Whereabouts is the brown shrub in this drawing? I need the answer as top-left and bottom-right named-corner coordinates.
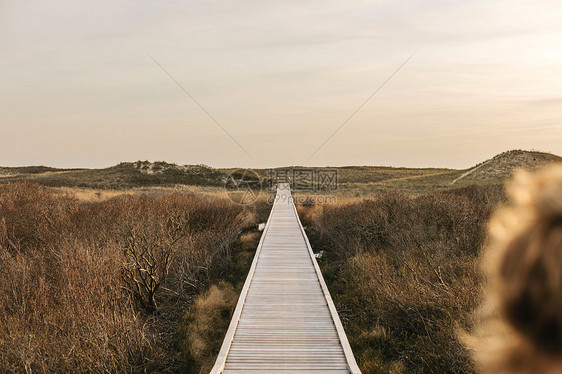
top-left (0, 241), bottom-right (153, 373)
top-left (0, 182), bottom-right (253, 373)
top-left (0, 182), bottom-right (78, 251)
top-left (471, 165), bottom-right (562, 373)
top-left (300, 184), bottom-right (505, 373)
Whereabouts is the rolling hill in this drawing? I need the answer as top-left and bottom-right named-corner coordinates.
top-left (0, 150), bottom-right (560, 193)
top-left (0, 161), bottom-right (226, 189)
top-left (369, 150), bottom-right (561, 193)
top-left (449, 149), bottom-right (562, 185)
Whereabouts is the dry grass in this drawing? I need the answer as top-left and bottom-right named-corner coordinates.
top-left (0, 181), bottom-right (259, 373)
top-left (182, 282), bottom-right (238, 374)
top-left (239, 231), bottom-right (261, 251)
top-left (50, 185), bottom-right (230, 203)
top-left (51, 187), bottom-right (135, 202)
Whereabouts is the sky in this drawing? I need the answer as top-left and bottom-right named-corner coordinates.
top-left (1, 0), bottom-right (561, 169)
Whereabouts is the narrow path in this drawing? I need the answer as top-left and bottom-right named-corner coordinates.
top-left (211, 184), bottom-right (360, 373)
top-left (450, 159), bottom-right (491, 184)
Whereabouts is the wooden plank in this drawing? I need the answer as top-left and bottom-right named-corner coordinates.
top-left (210, 184), bottom-right (361, 373)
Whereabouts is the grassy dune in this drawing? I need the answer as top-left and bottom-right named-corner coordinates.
top-left (0, 162), bottom-right (225, 189)
top-left (2, 150), bottom-right (559, 194)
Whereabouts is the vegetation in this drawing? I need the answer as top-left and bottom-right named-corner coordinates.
top-left (298, 185), bottom-right (507, 373)
top-left (1, 150), bottom-right (560, 373)
top-left (3, 150), bottom-right (557, 195)
top-left (181, 231), bottom-right (262, 373)
top-left (0, 162), bottom-right (226, 189)
top-left (1, 151), bottom-right (558, 198)
top-left (0, 181), bottom-right (268, 373)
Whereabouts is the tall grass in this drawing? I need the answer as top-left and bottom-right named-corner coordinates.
top-left (0, 181), bottom-right (258, 373)
top-left (298, 185), bottom-right (505, 373)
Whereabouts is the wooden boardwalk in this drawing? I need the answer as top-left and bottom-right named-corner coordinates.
top-left (211, 184), bottom-right (360, 373)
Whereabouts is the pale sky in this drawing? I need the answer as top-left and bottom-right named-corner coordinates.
top-left (1, 0), bottom-right (561, 169)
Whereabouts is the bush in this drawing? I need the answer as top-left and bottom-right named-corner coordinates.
top-left (300, 185), bottom-right (505, 373)
top-left (0, 182), bottom-right (254, 373)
